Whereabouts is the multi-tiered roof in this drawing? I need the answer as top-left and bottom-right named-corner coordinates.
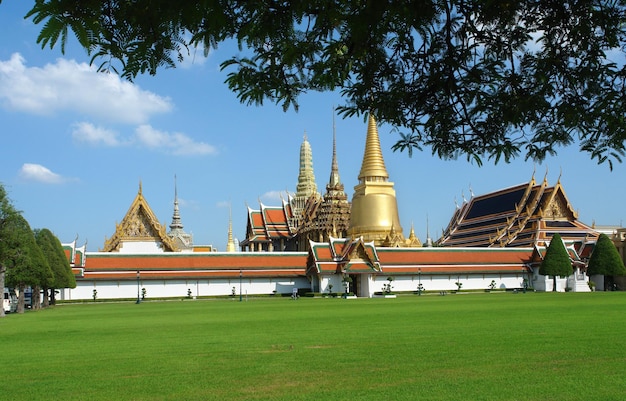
top-left (438, 174), bottom-right (598, 257)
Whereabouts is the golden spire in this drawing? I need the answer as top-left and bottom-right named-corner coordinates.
top-left (348, 113), bottom-right (404, 245)
top-left (358, 114), bottom-right (389, 183)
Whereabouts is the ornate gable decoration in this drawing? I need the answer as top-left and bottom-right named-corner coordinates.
top-left (102, 184), bottom-right (178, 252)
top-left (343, 238), bottom-right (381, 273)
top-left (539, 182), bottom-right (578, 220)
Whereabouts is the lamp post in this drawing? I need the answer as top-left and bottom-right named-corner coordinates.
top-left (239, 269), bottom-right (242, 302)
top-left (136, 270), bottom-right (141, 304)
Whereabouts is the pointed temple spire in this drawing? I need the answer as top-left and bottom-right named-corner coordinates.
top-left (170, 175), bottom-right (184, 232)
top-left (425, 215), bottom-right (433, 247)
top-left (348, 113), bottom-right (404, 246)
top-left (295, 109), bottom-right (351, 249)
top-left (226, 203), bottom-right (236, 252)
top-left (291, 132), bottom-right (320, 229)
top-left (295, 131), bottom-right (318, 198)
top-left (167, 175), bottom-right (193, 250)
top-left (358, 114), bottom-right (389, 183)
top-left (326, 109), bottom-right (346, 198)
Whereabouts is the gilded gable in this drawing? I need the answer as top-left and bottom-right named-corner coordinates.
top-left (102, 184), bottom-right (178, 252)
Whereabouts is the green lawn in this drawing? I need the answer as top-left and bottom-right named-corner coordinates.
top-left (1, 292), bottom-right (626, 400)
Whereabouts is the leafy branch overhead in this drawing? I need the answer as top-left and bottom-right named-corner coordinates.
top-left (21, 0), bottom-right (626, 167)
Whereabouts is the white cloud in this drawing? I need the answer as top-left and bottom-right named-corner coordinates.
top-left (0, 53), bottom-right (172, 124)
top-left (134, 124), bottom-right (217, 155)
top-left (18, 163), bottom-right (69, 184)
top-left (72, 122), bottom-right (124, 146)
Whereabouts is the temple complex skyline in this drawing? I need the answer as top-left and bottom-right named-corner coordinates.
top-left (1, 1), bottom-right (624, 252)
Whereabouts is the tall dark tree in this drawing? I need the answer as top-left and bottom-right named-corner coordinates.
top-left (11, 1), bottom-right (626, 167)
top-left (587, 233), bottom-right (626, 289)
top-left (34, 228), bottom-right (76, 306)
top-left (539, 233), bottom-right (573, 292)
top-left (0, 184), bottom-right (21, 318)
top-left (5, 215), bottom-right (53, 313)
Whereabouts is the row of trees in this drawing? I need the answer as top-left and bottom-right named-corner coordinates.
top-left (539, 233), bottom-right (626, 292)
top-left (0, 184), bottom-right (75, 317)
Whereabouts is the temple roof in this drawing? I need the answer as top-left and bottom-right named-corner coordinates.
top-left (102, 183), bottom-right (178, 252)
top-left (438, 175), bottom-right (598, 253)
top-left (307, 237), bottom-right (381, 274)
top-left (82, 252), bottom-right (308, 280)
top-left (307, 237), bottom-right (533, 276)
top-left (241, 199), bottom-right (295, 244)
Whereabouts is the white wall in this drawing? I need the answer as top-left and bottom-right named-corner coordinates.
top-left (374, 274), bottom-right (528, 294)
top-left (61, 277), bottom-right (311, 301)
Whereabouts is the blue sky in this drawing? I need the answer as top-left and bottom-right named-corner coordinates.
top-left (1, 1), bottom-right (624, 251)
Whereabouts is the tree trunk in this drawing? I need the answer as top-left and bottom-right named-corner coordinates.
top-left (42, 287), bottom-right (50, 308)
top-left (32, 285), bottom-right (40, 310)
top-left (17, 283), bottom-right (25, 314)
top-left (552, 276), bottom-right (557, 292)
top-left (0, 265), bottom-right (5, 318)
top-left (50, 288), bottom-right (57, 305)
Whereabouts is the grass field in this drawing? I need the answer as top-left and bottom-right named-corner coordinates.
top-left (1, 292), bottom-right (626, 400)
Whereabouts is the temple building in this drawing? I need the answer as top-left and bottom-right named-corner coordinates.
top-left (242, 113), bottom-right (418, 252)
top-left (58, 115), bottom-right (610, 301)
top-left (438, 172), bottom-right (599, 255)
top-left (240, 200), bottom-right (296, 252)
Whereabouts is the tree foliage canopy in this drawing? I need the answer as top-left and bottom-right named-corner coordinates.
top-left (34, 228), bottom-right (76, 290)
top-left (0, 185), bottom-right (21, 271)
top-left (5, 214), bottom-right (53, 291)
top-left (539, 233), bottom-right (572, 278)
top-left (587, 233), bottom-right (626, 276)
top-left (14, 1), bottom-right (626, 167)
top-left (0, 185), bottom-right (21, 316)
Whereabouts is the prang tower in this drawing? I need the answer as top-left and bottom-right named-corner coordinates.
top-left (347, 114), bottom-right (404, 245)
top-left (290, 133), bottom-right (320, 229)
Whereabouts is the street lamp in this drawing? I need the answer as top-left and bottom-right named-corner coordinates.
top-left (239, 269), bottom-right (242, 302)
top-left (136, 270), bottom-right (141, 304)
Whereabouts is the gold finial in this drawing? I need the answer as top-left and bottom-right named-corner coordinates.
top-left (358, 114), bottom-right (389, 182)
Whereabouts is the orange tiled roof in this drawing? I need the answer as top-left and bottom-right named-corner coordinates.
top-left (308, 238), bottom-right (533, 276)
top-left (81, 252), bottom-right (308, 281)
